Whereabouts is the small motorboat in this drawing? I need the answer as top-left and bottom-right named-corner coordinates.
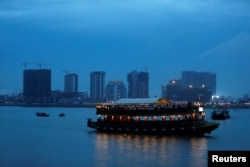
top-left (36, 112), bottom-right (50, 117)
top-left (59, 113), bottom-right (65, 117)
top-left (211, 107), bottom-right (230, 120)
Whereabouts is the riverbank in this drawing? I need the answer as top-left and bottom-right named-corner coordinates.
top-left (0, 103), bottom-right (96, 108)
top-left (1, 103), bottom-right (250, 109)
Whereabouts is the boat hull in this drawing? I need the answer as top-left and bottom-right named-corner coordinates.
top-left (87, 119), bottom-right (219, 135)
top-left (36, 112), bottom-right (50, 117)
top-left (211, 114), bottom-right (230, 120)
top-left (211, 109), bottom-right (230, 120)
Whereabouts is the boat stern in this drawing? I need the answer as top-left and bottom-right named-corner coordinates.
top-left (87, 118), bottom-right (97, 129)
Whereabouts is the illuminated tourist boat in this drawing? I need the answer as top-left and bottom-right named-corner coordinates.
top-left (87, 98), bottom-right (220, 135)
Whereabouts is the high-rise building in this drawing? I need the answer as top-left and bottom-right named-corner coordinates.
top-left (106, 80), bottom-right (126, 101)
top-left (181, 71), bottom-right (216, 95)
top-left (127, 70), bottom-right (149, 98)
top-left (23, 69), bottom-right (51, 103)
top-left (90, 71), bottom-right (106, 102)
top-left (127, 70), bottom-right (138, 98)
top-left (64, 73), bottom-right (78, 97)
top-left (137, 72), bottom-right (149, 98)
top-left (161, 71), bottom-right (216, 102)
top-left (162, 79), bottom-right (181, 100)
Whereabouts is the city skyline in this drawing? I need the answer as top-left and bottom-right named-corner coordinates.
top-left (1, 0), bottom-right (250, 98)
top-left (0, 63), bottom-right (249, 99)
top-left (20, 68), bottom-right (215, 103)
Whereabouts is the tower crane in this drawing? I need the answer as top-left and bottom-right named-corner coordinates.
top-left (36, 63), bottom-right (54, 69)
top-left (21, 62), bottom-right (35, 69)
top-left (63, 70), bottom-right (69, 75)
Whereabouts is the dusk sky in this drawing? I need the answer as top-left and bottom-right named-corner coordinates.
top-left (1, 0), bottom-right (250, 98)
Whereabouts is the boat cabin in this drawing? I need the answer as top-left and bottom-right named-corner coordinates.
top-left (96, 98), bottom-right (205, 122)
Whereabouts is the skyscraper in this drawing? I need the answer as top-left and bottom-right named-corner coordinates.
top-left (127, 70), bottom-right (149, 98)
top-left (23, 69), bottom-right (51, 103)
top-left (90, 71), bottom-right (106, 102)
top-left (181, 71), bottom-right (216, 95)
top-left (137, 72), bottom-right (149, 98)
top-left (106, 80), bottom-right (126, 101)
top-left (127, 70), bottom-right (138, 98)
top-left (162, 79), bottom-right (181, 100)
top-left (162, 71), bottom-right (216, 102)
top-left (64, 73), bottom-right (78, 97)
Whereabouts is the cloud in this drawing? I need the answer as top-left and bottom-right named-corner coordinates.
top-left (200, 32), bottom-right (250, 59)
top-left (197, 32), bottom-right (250, 97)
top-left (1, 0), bottom-right (249, 21)
top-left (0, 0), bottom-right (249, 36)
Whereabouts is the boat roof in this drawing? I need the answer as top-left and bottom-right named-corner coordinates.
top-left (114, 98), bottom-right (171, 105)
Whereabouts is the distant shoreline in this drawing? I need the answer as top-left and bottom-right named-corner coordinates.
top-left (1, 103), bottom-right (250, 109)
top-left (0, 103), bottom-right (96, 108)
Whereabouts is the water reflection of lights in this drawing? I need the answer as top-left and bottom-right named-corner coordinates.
top-left (94, 134), bottom-right (208, 167)
top-left (94, 134), bottom-right (182, 166)
top-left (189, 137), bottom-right (207, 167)
top-left (94, 134), bottom-right (110, 167)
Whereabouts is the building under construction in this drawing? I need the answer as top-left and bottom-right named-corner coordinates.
top-left (23, 69), bottom-right (51, 103)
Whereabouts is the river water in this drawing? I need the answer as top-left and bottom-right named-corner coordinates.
top-left (0, 106), bottom-right (249, 167)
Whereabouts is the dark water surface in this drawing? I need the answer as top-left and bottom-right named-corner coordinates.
top-left (0, 107), bottom-right (249, 167)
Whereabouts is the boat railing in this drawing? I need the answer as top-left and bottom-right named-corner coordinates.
top-left (96, 102), bottom-right (199, 110)
top-left (96, 106), bottom-right (200, 116)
